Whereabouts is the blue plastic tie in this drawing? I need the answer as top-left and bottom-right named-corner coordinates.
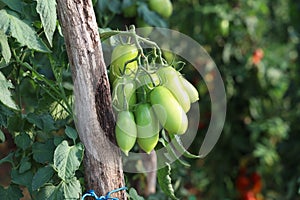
top-left (81, 187), bottom-right (127, 200)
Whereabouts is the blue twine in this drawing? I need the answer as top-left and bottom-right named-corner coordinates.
top-left (81, 187), bottom-right (127, 200)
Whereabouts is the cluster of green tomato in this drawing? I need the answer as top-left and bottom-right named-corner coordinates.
top-left (109, 43), bottom-right (199, 156)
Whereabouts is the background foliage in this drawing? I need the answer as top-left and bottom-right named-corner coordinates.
top-left (0, 0), bottom-right (300, 200)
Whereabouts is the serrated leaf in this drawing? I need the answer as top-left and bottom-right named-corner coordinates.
top-left (0, 71), bottom-right (18, 110)
top-left (0, 185), bottom-right (23, 200)
top-left (0, 129), bottom-right (5, 142)
top-left (36, 184), bottom-right (63, 200)
top-left (54, 141), bottom-right (84, 181)
top-left (11, 169), bottom-right (33, 187)
top-left (61, 177), bottom-right (81, 199)
top-left (0, 0), bottom-right (24, 14)
top-left (157, 163), bottom-right (178, 200)
top-left (129, 188), bottom-right (144, 200)
top-left (137, 3), bottom-right (167, 28)
top-left (0, 9), bottom-right (50, 52)
top-left (36, 0), bottom-right (57, 46)
top-left (65, 126), bottom-right (78, 142)
top-left (32, 140), bottom-right (55, 163)
top-left (32, 165), bottom-right (55, 191)
top-left (0, 30), bottom-right (11, 63)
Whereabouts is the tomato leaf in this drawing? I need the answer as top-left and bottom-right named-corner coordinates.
top-left (157, 162), bottom-right (178, 200)
top-left (11, 168), bottom-right (33, 187)
top-left (36, 184), bottom-right (63, 200)
top-left (32, 165), bottom-right (55, 191)
top-left (61, 177), bottom-right (82, 199)
top-left (171, 134), bottom-right (200, 159)
top-left (0, 9), bottom-right (50, 52)
top-left (65, 125), bottom-right (78, 143)
top-left (0, 185), bottom-right (23, 200)
top-left (0, 152), bottom-right (14, 165)
top-left (0, 0), bottom-right (25, 14)
top-left (14, 132), bottom-right (32, 150)
top-left (128, 188), bottom-right (145, 200)
top-left (0, 30), bottom-right (11, 63)
top-left (53, 140), bottom-right (84, 181)
top-left (0, 71), bottom-right (18, 110)
top-left (32, 140), bottom-right (55, 164)
top-left (36, 0), bottom-right (57, 46)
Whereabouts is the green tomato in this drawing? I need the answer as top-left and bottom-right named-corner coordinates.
top-left (135, 103), bottom-right (160, 154)
top-left (112, 76), bottom-right (136, 111)
top-left (157, 66), bottom-right (191, 112)
top-left (178, 74), bottom-right (199, 103)
top-left (109, 44), bottom-right (139, 83)
top-left (148, 0), bottom-right (173, 18)
top-left (150, 86), bottom-right (188, 135)
top-left (115, 111), bottom-right (137, 156)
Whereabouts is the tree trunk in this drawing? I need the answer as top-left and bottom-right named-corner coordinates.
top-left (56, 0), bottom-right (126, 199)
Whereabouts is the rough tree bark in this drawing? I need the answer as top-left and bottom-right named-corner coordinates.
top-left (56, 0), bottom-right (126, 199)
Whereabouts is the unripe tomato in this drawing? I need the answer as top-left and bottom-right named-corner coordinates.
top-left (178, 75), bottom-right (199, 103)
top-left (109, 44), bottom-right (139, 83)
top-left (148, 0), bottom-right (173, 18)
top-left (157, 66), bottom-right (191, 112)
top-left (115, 111), bottom-right (137, 155)
top-left (135, 103), bottom-right (160, 154)
top-left (112, 77), bottom-right (136, 111)
top-left (150, 86), bottom-right (188, 135)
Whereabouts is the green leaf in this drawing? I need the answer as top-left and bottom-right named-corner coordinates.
top-left (0, 129), bottom-right (5, 142)
top-left (137, 3), bottom-right (167, 28)
top-left (107, 0), bottom-right (122, 14)
top-left (36, 184), bottom-right (63, 200)
top-left (170, 134), bottom-right (200, 159)
top-left (0, 30), bottom-right (11, 63)
top-left (11, 168), bottom-right (33, 187)
top-left (36, 0), bottom-right (57, 46)
top-left (65, 126), bottom-right (78, 142)
top-left (157, 163), bottom-right (178, 200)
top-left (19, 159), bottom-right (31, 173)
top-left (0, 0), bottom-right (24, 14)
top-left (26, 113), bottom-right (56, 133)
top-left (0, 185), bottom-right (23, 200)
top-left (0, 152), bottom-right (14, 165)
top-left (129, 188), bottom-right (145, 200)
top-left (0, 9), bottom-right (50, 52)
top-left (14, 132), bottom-right (32, 150)
top-left (61, 177), bottom-right (81, 199)
top-left (0, 71), bottom-right (18, 110)
top-left (32, 165), bottom-right (55, 191)
top-left (32, 140), bottom-right (55, 163)
top-left (53, 141), bottom-right (84, 181)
